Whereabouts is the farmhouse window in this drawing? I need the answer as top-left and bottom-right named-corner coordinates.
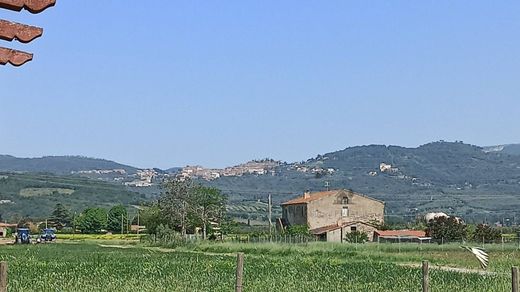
top-left (341, 197), bottom-right (349, 204)
top-left (342, 207), bottom-right (349, 217)
top-left (350, 226), bottom-right (357, 231)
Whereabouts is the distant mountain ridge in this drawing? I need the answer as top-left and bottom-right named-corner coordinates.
top-left (0, 155), bottom-right (139, 175)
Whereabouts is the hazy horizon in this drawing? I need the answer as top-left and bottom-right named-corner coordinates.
top-left (1, 140), bottom-right (518, 169)
top-left (2, 2), bottom-right (519, 169)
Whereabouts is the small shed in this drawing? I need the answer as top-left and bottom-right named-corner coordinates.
top-left (373, 230), bottom-right (431, 243)
top-left (0, 223), bottom-right (17, 238)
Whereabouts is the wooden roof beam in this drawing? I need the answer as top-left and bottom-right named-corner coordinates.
top-left (0, 0), bottom-right (55, 14)
top-left (0, 47), bottom-right (33, 66)
top-left (0, 20), bottom-right (43, 43)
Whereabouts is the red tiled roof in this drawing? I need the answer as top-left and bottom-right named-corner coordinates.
top-left (310, 224), bottom-right (341, 235)
top-left (375, 230), bottom-right (426, 238)
top-left (282, 190), bottom-right (338, 206)
top-left (310, 221), bottom-right (379, 235)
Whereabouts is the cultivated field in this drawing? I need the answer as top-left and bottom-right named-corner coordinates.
top-left (0, 241), bottom-right (518, 291)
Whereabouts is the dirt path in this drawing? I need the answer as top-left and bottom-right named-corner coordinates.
top-left (399, 263), bottom-right (499, 275)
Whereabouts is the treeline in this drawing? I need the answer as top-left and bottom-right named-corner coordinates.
top-left (15, 178), bottom-right (231, 240)
top-left (425, 217), bottom-right (507, 243)
top-left (15, 203), bottom-right (136, 234)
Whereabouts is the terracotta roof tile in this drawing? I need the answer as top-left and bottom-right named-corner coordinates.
top-left (0, 47), bottom-right (32, 66)
top-left (0, 0), bottom-right (56, 14)
top-left (1, 0), bottom-right (55, 66)
top-left (0, 20), bottom-right (43, 43)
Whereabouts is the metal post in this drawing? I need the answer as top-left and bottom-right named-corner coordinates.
top-left (513, 266), bottom-right (519, 292)
top-left (422, 260), bottom-right (429, 292)
top-left (235, 253), bottom-right (244, 292)
top-left (268, 194), bottom-right (272, 241)
top-left (0, 261), bottom-right (7, 292)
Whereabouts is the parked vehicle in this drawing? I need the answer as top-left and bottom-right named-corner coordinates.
top-left (38, 228), bottom-right (57, 242)
top-left (15, 228), bottom-right (31, 244)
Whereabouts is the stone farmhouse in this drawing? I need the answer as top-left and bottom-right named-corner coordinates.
top-left (281, 189), bottom-right (384, 242)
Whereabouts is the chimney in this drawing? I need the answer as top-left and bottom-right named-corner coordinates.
top-left (303, 190), bottom-right (311, 199)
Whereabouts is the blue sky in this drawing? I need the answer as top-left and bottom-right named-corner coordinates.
top-left (1, 1), bottom-right (519, 169)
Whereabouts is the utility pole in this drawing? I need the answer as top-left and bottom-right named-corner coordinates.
top-left (268, 194), bottom-right (272, 240)
top-left (325, 181), bottom-right (330, 191)
top-left (137, 210), bottom-right (140, 235)
top-left (121, 214), bottom-right (124, 235)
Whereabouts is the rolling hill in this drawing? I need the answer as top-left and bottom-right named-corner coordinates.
top-left (2, 141), bottom-right (520, 224)
top-left (0, 172), bottom-right (147, 220)
top-left (0, 155), bottom-right (139, 175)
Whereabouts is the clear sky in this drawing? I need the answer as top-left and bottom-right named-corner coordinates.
top-left (1, 1), bottom-right (519, 169)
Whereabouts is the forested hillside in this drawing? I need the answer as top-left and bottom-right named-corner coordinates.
top-left (0, 155), bottom-right (138, 174)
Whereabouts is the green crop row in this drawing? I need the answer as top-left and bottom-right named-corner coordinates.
top-left (0, 242), bottom-right (514, 291)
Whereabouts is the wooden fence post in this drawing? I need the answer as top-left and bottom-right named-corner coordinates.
top-left (0, 261), bottom-right (7, 292)
top-left (422, 260), bottom-right (429, 292)
top-left (235, 253), bottom-right (244, 292)
top-left (513, 266), bottom-right (519, 292)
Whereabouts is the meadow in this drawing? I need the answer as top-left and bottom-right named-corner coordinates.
top-left (0, 241), bottom-right (518, 291)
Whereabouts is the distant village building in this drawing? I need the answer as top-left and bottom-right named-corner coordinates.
top-left (281, 189), bottom-right (385, 242)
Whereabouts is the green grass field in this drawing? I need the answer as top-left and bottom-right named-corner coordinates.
top-left (19, 187), bottom-right (75, 197)
top-left (0, 241), bottom-right (517, 291)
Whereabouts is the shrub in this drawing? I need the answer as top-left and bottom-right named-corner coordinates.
top-left (472, 224), bottom-right (501, 242)
top-left (344, 231), bottom-right (369, 243)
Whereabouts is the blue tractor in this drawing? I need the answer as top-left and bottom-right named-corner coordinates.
top-left (15, 228), bottom-right (31, 244)
top-left (38, 228), bottom-right (56, 242)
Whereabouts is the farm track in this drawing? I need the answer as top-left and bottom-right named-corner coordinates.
top-left (98, 243), bottom-right (237, 257)
top-left (398, 262), bottom-right (500, 275)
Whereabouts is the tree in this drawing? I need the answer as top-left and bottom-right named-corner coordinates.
top-left (426, 216), bottom-right (467, 243)
top-left (160, 178), bottom-right (196, 237)
top-left (140, 203), bottom-right (166, 235)
top-left (75, 207), bottom-right (107, 234)
top-left (48, 203), bottom-right (72, 230)
top-left (107, 205), bottom-right (128, 233)
top-left (472, 224), bottom-right (501, 242)
top-left (286, 225), bottom-right (310, 236)
top-left (192, 186), bottom-right (226, 240)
